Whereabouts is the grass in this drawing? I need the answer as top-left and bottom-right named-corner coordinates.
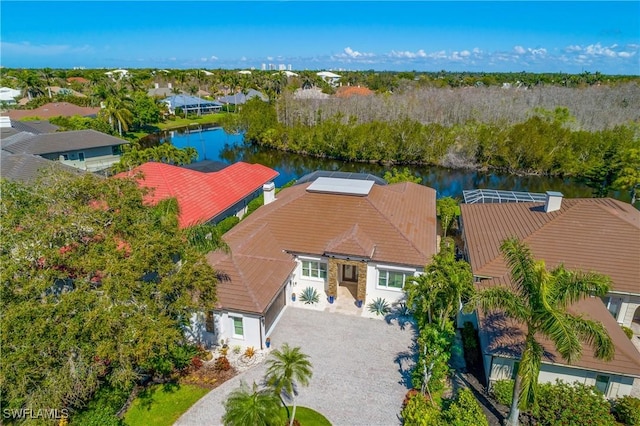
top-left (281, 406), bottom-right (332, 425)
top-left (123, 382), bottom-right (209, 426)
top-left (155, 113), bottom-right (224, 131)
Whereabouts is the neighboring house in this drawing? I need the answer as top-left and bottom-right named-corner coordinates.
top-left (66, 77), bottom-right (90, 85)
top-left (293, 87), bottom-right (330, 100)
top-left (162, 95), bottom-right (222, 115)
top-left (460, 190), bottom-right (640, 399)
top-left (317, 71), bottom-right (341, 86)
top-left (6, 102), bottom-right (100, 120)
top-left (196, 176), bottom-right (437, 349)
top-left (335, 86), bottom-right (374, 98)
top-left (0, 116), bottom-right (59, 139)
top-left (148, 83), bottom-right (177, 98)
top-left (217, 89), bottom-right (268, 106)
top-left (0, 87), bottom-right (22, 105)
top-left (46, 86), bottom-right (85, 97)
top-left (1, 149), bottom-right (87, 183)
top-left (1, 129), bottom-right (128, 172)
top-left (114, 161), bottom-right (279, 229)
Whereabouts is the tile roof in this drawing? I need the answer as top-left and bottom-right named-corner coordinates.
top-left (2, 130), bottom-right (128, 156)
top-left (10, 120), bottom-right (59, 134)
top-left (479, 295), bottom-right (640, 377)
top-left (335, 86), bottom-right (374, 98)
top-left (208, 180), bottom-right (437, 313)
top-left (6, 103), bottom-right (100, 120)
top-left (114, 161), bottom-right (279, 229)
top-left (460, 198), bottom-right (640, 294)
top-left (1, 150), bottom-right (86, 183)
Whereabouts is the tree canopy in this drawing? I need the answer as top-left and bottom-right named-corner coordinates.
top-left (0, 171), bottom-right (219, 414)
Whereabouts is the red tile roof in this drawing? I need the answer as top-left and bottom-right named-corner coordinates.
top-left (335, 86), bottom-right (374, 98)
top-left (114, 162), bottom-right (278, 228)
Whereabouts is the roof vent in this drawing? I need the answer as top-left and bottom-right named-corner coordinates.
top-left (544, 191), bottom-right (563, 213)
top-left (263, 182), bottom-right (275, 205)
top-left (0, 116), bottom-right (11, 128)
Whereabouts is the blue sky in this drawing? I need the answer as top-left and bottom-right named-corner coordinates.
top-left (1, 1), bottom-right (639, 74)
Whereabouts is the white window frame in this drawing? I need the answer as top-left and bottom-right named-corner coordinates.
top-left (595, 374), bottom-right (610, 395)
top-left (231, 316), bottom-right (244, 339)
top-left (377, 267), bottom-right (414, 291)
top-left (301, 260), bottom-right (327, 280)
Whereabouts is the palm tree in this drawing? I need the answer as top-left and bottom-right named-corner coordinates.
top-left (265, 343), bottom-right (313, 426)
top-left (222, 381), bottom-right (284, 426)
top-left (466, 237), bottom-right (614, 426)
top-left (405, 238), bottom-right (473, 329)
top-left (100, 95), bottom-right (134, 136)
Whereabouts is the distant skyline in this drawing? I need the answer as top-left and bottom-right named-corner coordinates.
top-left (1, 1), bottom-right (639, 74)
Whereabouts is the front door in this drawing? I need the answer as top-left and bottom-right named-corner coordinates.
top-left (342, 264), bottom-right (358, 282)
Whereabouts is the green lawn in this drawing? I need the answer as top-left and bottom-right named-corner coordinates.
top-left (282, 406), bottom-right (332, 425)
top-left (123, 383), bottom-right (208, 426)
top-left (156, 113), bottom-right (224, 131)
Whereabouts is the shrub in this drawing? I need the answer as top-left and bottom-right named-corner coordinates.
top-left (622, 325), bottom-right (634, 339)
top-left (244, 346), bottom-right (256, 359)
top-left (441, 388), bottom-right (489, 426)
top-left (216, 216), bottom-right (240, 234)
top-left (220, 346), bottom-right (229, 357)
top-left (613, 396), bottom-right (640, 426)
top-left (299, 286), bottom-right (320, 304)
top-left (367, 297), bottom-right (390, 316)
top-left (214, 356), bottom-right (232, 372)
top-left (401, 393), bottom-right (441, 426)
top-left (534, 380), bottom-right (616, 426)
top-left (232, 345), bottom-right (242, 354)
top-left (490, 379), bottom-right (514, 406)
top-left (70, 385), bottom-right (130, 426)
top-left (243, 195), bottom-right (264, 218)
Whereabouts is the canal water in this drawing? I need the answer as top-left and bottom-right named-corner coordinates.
top-left (142, 125), bottom-right (619, 201)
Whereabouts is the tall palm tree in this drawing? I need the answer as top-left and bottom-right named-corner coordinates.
top-left (100, 95), bottom-right (134, 136)
top-left (222, 381), bottom-right (284, 426)
top-left (466, 237), bottom-right (614, 426)
top-left (265, 343), bottom-right (313, 426)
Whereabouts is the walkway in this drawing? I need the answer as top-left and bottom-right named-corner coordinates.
top-left (175, 307), bottom-right (416, 426)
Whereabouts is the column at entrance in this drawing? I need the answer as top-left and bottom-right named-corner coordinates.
top-left (356, 262), bottom-right (367, 302)
top-left (327, 258), bottom-right (338, 298)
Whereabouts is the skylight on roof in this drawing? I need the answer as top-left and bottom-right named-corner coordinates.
top-left (306, 177), bottom-right (374, 196)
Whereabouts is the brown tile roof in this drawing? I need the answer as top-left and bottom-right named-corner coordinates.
top-left (6, 102), bottom-right (100, 120)
top-left (66, 77), bottom-right (89, 84)
top-left (460, 198), bottom-right (640, 294)
top-left (335, 86), bottom-right (374, 98)
top-left (479, 295), bottom-right (640, 377)
top-left (208, 181), bottom-right (437, 313)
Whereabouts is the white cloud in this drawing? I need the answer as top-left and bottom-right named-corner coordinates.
top-left (210, 55), bottom-right (218, 60)
top-left (200, 57), bottom-right (207, 62)
top-left (618, 51), bottom-right (636, 58)
top-left (565, 45), bottom-right (582, 53)
top-left (389, 49), bottom-right (426, 59)
top-left (342, 47), bottom-right (374, 58)
top-left (514, 45), bottom-right (526, 54)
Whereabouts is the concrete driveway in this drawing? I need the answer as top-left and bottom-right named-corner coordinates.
top-left (175, 307), bottom-right (417, 426)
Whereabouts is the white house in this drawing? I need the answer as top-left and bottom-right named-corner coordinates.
top-left (0, 87), bottom-right (21, 105)
top-left (317, 71), bottom-right (341, 86)
top-left (194, 174), bottom-right (437, 349)
top-left (460, 191), bottom-right (640, 399)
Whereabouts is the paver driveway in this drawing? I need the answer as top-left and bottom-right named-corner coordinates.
top-left (175, 307), bottom-right (417, 426)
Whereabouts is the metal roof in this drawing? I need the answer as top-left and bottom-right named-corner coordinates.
top-left (463, 189), bottom-right (547, 204)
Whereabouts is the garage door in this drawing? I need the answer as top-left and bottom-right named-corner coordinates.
top-left (264, 286), bottom-right (286, 333)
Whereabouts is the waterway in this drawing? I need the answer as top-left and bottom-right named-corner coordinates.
top-left (142, 125), bottom-right (623, 201)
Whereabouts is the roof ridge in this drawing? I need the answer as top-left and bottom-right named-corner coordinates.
top-left (367, 183), bottom-right (428, 262)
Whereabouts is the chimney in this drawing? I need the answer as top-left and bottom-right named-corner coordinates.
top-left (544, 191), bottom-right (563, 213)
top-left (263, 182), bottom-right (275, 205)
top-left (168, 82), bottom-right (172, 89)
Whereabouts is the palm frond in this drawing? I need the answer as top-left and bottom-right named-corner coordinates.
top-left (571, 315), bottom-right (615, 361)
top-left (551, 267), bottom-right (611, 306)
top-left (539, 309), bottom-right (583, 363)
top-left (500, 237), bottom-right (537, 299)
top-left (467, 287), bottom-right (529, 321)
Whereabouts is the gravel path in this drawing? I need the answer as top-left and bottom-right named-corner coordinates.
top-left (175, 307), bottom-right (417, 426)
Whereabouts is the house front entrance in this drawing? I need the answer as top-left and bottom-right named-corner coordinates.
top-left (327, 258), bottom-right (367, 306)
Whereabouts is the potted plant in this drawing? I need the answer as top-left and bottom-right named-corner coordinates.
top-left (356, 299), bottom-right (363, 308)
top-left (328, 295), bottom-right (335, 304)
top-left (265, 337), bottom-right (271, 348)
top-left (291, 293), bottom-right (296, 302)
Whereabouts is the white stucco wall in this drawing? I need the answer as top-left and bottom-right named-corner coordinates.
top-left (215, 311), bottom-right (263, 350)
top-left (618, 293), bottom-right (640, 328)
top-left (488, 356), bottom-right (636, 399)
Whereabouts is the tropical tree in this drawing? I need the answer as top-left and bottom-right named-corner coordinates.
top-left (16, 69), bottom-right (45, 101)
top-left (405, 238), bottom-right (473, 329)
top-left (383, 167), bottom-right (421, 184)
top-left (437, 196), bottom-right (459, 237)
top-left (222, 381), bottom-right (284, 426)
top-left (465, 237), bottom-right (614, 426)
top-left (613, 147), bottom-right (640, 205)
top-left (0, 171), bottom-right (220, 415)
top-left (265, 344), bottom-right (313, 426)
top-left (100, 95), bottom-right (134, 135)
